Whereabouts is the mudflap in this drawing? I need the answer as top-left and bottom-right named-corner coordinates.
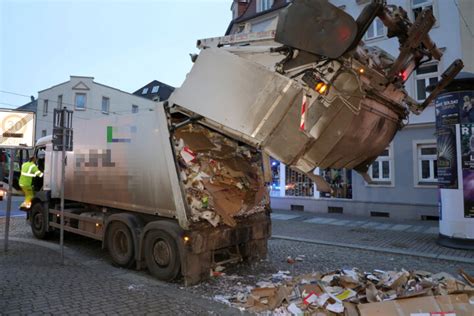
top-left (181, 211), bottom-right (271, 286)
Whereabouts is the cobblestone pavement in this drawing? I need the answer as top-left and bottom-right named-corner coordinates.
top-left (271, 209), bottom-right (474, 263)
top-left (0, 219), bottom-right (240, 315)
top-left (2, 217), bottom-right (474, 314)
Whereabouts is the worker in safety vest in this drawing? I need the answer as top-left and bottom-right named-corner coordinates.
top-left (19, 156), bottom-right (43, 209)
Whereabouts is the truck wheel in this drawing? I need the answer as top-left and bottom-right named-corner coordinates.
top-left (31, 203), bottom-right (49, 239)
top-left (144, 230), bottom-right (180, 281)
top-left (106, 222), bottom-right (135, 268)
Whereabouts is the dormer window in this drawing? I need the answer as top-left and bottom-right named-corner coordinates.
top-left (256, 0), bottom-right (273, 13)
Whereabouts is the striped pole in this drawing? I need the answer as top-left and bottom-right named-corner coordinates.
top-left (300, 94), bottom-right (307, 131)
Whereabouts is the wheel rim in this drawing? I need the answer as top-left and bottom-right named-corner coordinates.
top-left (112, 230), bottom-right (129, 260)
top-left (152, 239), bottom-right (171, 267)
top-left (33, 212), bottom-right (43, 231)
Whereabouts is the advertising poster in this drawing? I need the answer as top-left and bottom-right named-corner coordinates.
top-left (461, 123), bottom-right (474, 218)
top-left (459, 91), bottom-right (474, 124)
top-left (437, 126), bottom-right (458, 189)
top-left (435, 92), bottom-right (460, 128)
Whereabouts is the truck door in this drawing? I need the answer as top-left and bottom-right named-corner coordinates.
top-left (32, 146), bottom-right (46, 191)
top-left (2, 149), bottom-right (30, 190)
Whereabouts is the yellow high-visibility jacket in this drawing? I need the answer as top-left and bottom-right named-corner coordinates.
top-left (19, 161), bottom-right (43, 187)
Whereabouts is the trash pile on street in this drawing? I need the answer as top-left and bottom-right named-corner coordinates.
top-left (174, 124), bottom-right (268, 227)
top-left (213, 268), bottom-right (474, 315)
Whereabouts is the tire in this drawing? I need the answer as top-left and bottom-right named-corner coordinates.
top-left (31, 203), bottom-right (49, 239)
top-left (144, 230), bottom-right (181, 281)
top-left (106, 222), bottom-right (135, 268)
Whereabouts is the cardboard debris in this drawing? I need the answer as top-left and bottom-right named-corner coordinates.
top-left (358, 294), bottom-right (474, 316)
top-left (174, 124), bottom-right (269, 227)
top-left (222, 268), bottom-right (474, 315)
top-left (459, 269), bottom-right (474, 287)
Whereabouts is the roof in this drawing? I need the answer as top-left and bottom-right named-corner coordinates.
top-left (17, 99), bottom-right (37, 113)
top-left (225, 0), bottom-right (290, 35)
top-left (133, 80), bottom-right (175, 101)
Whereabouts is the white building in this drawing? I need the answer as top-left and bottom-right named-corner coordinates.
top-left (36, 76), bottom-right (157, 138)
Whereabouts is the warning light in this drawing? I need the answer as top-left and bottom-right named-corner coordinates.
top-left (315, 82), bottom-right (328, 94)
top-left (95, 223), bottom-right (100, 227)
top-left (183, 236), bottom-right (190, 242)
top-left (359, 68), bottom-right (365, 74)
top-left (399, 70), bottom-right (408, 81)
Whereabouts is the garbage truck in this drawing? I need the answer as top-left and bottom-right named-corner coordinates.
top-left (26, 0), bottom-right (462, 285)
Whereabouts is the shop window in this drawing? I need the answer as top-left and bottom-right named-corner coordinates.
top-left (270, 158), bottom-right (281, 197)
top-left (320, 168), bottom-right (352, 199)
top-left (285, 166), bottom-right (313, 197)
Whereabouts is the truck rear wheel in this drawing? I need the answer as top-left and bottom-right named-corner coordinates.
top-left (107, 222), bottom-right (135, 268)
top-left (144, 230), bottom-right (180, 281)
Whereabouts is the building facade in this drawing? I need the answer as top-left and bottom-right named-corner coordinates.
top-left (228, 0), bottom-right (473, 219)
top-left (35, 76), bottom-right (157, 139)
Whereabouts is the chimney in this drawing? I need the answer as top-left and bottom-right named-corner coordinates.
top-left (232, 0), bottom-right (250, 20)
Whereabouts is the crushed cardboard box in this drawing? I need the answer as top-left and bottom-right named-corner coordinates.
top-left (173, 124), bottom-right (269, 227)
top-left (217, 268), bottom-right (474, 315)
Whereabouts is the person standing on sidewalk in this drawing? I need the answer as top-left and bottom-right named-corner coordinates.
top-left (19, 156), bottom-right (43, 209)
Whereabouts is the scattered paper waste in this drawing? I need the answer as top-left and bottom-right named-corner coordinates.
top-left (214, 268), bottom-right (474, 315)
top-left (174, 124), bottom-right (269, 227)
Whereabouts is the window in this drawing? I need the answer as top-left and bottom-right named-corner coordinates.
top-left (411, 0), bottom-right (435, 20)
top-left (364, 17), bottom-right (384, 40)
top-left (285, 165), bottom-right (313, 197)
top-left (415, 63), bottom-right (439, 101)
top-left (142, 88), bottom-right (148, 94)
top-left (151, 85), bottom-right (159, 93)
top-left (417, 143), bottom-right (437, 184)
top-left (101, 97), bottom-right (110, 114)
top-left (43, 100), bottom-right (48, 116)
top-left (368, 147), bottom-right (393, 184)
top-left (132, 105), bottom-right (139, 113)
top-left (57, 95), bottom-right (63, 109)
top-left (75, 93), bottom-right (86, 110)
top-left (41, 130), bottom-right (47, 137)
top-left (256, 0), bottom-right (273, 13)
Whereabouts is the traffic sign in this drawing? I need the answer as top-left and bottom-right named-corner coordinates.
top-left (0, 109), bottom-right (35, 148)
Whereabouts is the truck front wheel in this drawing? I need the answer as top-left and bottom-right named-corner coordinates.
top-left (144, 230), bottom-right (180, 281)
top-left (106, 222), bottom-right (135, 268)
top-left (31, 203), bottom-right (49, 239)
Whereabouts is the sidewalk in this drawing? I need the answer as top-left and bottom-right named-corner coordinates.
top-left (271, 209), bottom-right (474, 263)
top-left (0, 196), bottom-right (25, 218)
